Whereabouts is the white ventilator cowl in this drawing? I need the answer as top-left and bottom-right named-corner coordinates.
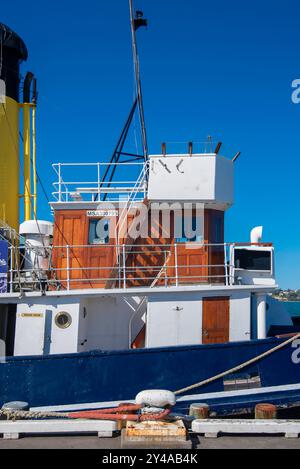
top-left (250, 226), bottom-right (263, 244)
top-left (135, 390), bottom-right (176, 407)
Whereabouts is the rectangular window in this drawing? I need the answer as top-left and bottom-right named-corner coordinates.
top-left (175, 216), bottom-right (203, 243)
top-left (234, 249), bottom-right (271, 271)
top-left (88, 219), bottom-right (110, 245)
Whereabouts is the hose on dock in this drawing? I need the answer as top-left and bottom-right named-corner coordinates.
top-left (68, 405), bottom-right (171, 421)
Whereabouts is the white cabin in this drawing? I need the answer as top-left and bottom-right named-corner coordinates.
top-left (0, 147), bottom-right (285, 357)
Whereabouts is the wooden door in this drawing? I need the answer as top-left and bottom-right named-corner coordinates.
top-left (202, 297), bottom-right (229, 344)
top-left (52, 211), bottom-right (88, 289)
top-left (86, 216), bottom-right (115, 288)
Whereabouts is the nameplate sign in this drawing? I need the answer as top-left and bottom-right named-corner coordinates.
top-left (87, 210), bottom-right (118, 217)
top-left (20, 313), bottom-right (43, 318)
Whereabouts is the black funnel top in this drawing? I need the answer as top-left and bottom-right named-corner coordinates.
top-left (0, 23), bottom-right (28, 61)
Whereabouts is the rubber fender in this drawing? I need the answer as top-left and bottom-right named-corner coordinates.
top-left (135, 389), bottom-right (176, 408)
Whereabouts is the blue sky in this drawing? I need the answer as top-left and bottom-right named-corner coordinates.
top-left (1, 0), bottom-right (300, 288)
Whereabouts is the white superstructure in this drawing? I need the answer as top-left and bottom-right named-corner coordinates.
top-left (0, 146), bottom-right (288, 358)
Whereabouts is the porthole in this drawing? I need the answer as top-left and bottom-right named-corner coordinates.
top-left (55, 311), bottom-right (72, 329)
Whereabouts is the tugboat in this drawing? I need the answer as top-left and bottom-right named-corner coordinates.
top-left (0, 3), bottom-right (299, 416)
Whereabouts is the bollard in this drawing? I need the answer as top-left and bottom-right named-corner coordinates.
top-left (2, 401), bottom-right (29, 411)
top-left (1, 401), bottom-right (29, 421)
top-left (189, 403), bottom-right (210, 419)
top-left (255, 403), bottom-right (277, 419)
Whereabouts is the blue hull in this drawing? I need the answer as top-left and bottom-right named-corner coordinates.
top-left (1, 337), bottom-right (300, 414)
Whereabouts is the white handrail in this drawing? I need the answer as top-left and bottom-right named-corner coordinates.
top-left (1, 241), bottom-right (273, 293)
top-left (52, 161), bottom-right (145, 202)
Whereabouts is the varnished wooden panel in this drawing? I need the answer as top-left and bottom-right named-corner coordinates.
top-left (51, 207), bottom-right (226, 289)
top-left (52, 210), bottom-right (115, 289)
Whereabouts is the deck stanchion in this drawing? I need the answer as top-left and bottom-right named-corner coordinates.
top-left (122, 244), bottom-right (126, 289)
top-left (97, 162), bottom-right (100, 200)
top-left (58, 163), bottom-right (62, 202)
top-left (174, 243), bottom-right (178, 286)
top-left (9, 245), bottom-right (13, 293)
top-left (66, 245), bottom-right (70, 290)
top-left (224, 243), bottom-right (228, 286)
top-left (164, 250), bottom-right (167, 286)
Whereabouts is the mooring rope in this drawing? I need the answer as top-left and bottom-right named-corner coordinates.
top-left (174, 333), bottom-right (300, 395)
top-left (0, 409), bottom-right (67, 420)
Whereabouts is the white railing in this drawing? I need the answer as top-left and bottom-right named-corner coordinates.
top-left (1, 241), bottom-right (274, 294)
top-left (52, 162), bottom-right (147, 202)
top-left (2, 242), bottom-right (237, 293)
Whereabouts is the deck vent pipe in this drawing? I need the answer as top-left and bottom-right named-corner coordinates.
top-left (161, 142), bottom-right (166, 156)
top-left (188, 141), bottom-right (193, 156)
top-left (250, 226), bottom-right (263, 244)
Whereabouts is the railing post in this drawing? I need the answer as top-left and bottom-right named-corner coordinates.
top-left (122, 244), bottom-right (126, 289)
top-left (66, 245), bottom-right (70, 290)
top-left (97, 162), bottom-right (101, 200)
top-left (224, 243), bottom-right (228, 286)
top-left (174, 243), bottom-right (178, 286)
top-left (164, 250), bottom-right (167, 287)
top-left (9, 245), bottom-right (13, 293)
top-left (58, 163), bottom-right (62, 202)
top-left (229, 243), bottom-right (234, 286)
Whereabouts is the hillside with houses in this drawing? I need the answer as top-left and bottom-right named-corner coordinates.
top-left (272, 289), bottom-right (300, 301)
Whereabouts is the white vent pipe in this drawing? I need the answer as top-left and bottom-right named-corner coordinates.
top-left (250, 226), bottom-right (263, 244)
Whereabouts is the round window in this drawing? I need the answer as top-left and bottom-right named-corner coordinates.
top-left (55, 312), bottom-right (72, 329)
